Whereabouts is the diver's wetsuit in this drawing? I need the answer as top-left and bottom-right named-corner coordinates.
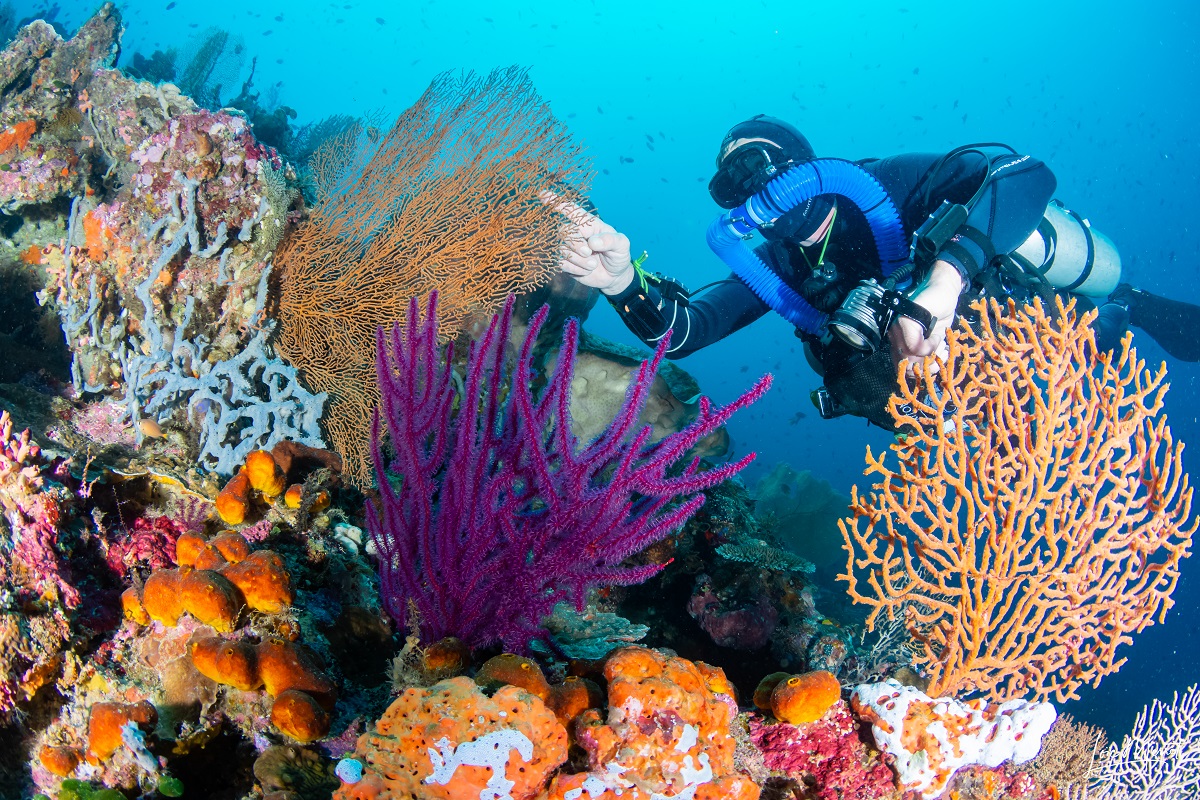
top-left (606, 150), bottom-right (1057, 361)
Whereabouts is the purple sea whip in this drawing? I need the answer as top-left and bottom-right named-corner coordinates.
top-left (368, 293), bottom-right (771, 652)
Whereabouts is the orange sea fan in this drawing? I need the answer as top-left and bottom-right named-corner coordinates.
top-left (839, 296), bottom-right (1195, 703)
top-left (275, 67), bottom-right (591, 485)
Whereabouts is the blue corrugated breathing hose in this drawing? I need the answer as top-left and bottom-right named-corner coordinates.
top-left (705, 158), bottom-right (907, 335)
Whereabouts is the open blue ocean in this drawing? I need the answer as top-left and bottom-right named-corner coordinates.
top-left (5, 0), bottom-right (1197, 753)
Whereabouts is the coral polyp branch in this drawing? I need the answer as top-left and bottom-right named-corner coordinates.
top-left (368, 293), bottom-right (770, 653)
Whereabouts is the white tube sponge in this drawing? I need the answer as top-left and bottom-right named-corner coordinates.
top-left (850, 679), bottom-right (1056, 799)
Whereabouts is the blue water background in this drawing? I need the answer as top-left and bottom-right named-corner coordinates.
top-left (15, 0), bottom-right (1200, 737)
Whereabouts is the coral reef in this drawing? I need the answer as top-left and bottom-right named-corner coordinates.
top-left (746, 700), bottom-right (895, 800)
top-left (2, 7), bottom-right (1191, 800)
top-left (2, 4), bottom-right (322, 478)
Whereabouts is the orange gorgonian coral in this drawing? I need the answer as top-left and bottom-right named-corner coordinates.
top-left (839, 297), bottom-right (1195, 703)
top-left (275, 67), bottom-right (590, 484)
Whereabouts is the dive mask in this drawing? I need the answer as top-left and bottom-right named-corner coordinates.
top-left (708, 143), bottom-right (792, 209)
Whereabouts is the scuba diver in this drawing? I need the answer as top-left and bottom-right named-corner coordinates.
top-left (551, 115), bottom-right (1200, 429)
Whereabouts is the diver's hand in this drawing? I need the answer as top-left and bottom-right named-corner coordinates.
top-left (888, 260), bottom-right (964, 370)
top-left (540, 191), bottom-right (635, 295)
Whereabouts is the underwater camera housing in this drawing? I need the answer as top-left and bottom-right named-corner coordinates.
top-left (826, 200), bottom-right (963, 351)
top-left (828, 279), bottom-right (936, 351)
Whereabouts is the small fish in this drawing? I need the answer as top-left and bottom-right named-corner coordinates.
top-left (188, 22), bottom-right (198, 27)
top-left (962, 113), bottom-right (968, 123)
top-left (596, 105), bottom-right (603, 114)
top-left (484, 17), bottom-right (493, 22)
top-left (567, 112), bottom-right (576, 118)
top-left (139, 418), bottom-right (164, 439)
top-left (789, 411), bottom-right (806, 425)
top-left (602, 168), bottom-right (610, 175)
top-left (274, 14), bottom-right (283, 21)
top-left (262, 29), bottom-right (272, 35)
top-left (912, 115), bottom-right (923, 121)
top-left (619, 155), bottom-right (634, 164)
top-left (912, 67), bottom-right (919, 75)
top-left (276, 58), bottom-right (284, 64)
top-left (165, 1), bottom-right (175, 8)
top-left (645, 133), bottom-right (654, 141)
top-left (739, 365), bottom-right (749, 373)
top-left (953, 99), bottom-right (959, 109)
top-left (376, 17), bottom-right (385, 24)
top-left (646, 142), bottom-right (654, 151)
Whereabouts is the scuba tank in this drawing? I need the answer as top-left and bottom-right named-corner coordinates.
top-left (1011, 200), bottom-right (1121, 298)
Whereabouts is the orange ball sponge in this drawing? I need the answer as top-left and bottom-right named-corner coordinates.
top-left (422, 636), bottom-right (471, 678)
top-left (192, 543), bottom-right (228, 571)
top-left (547, 676), bottom-right (603, 728)
top-left (753, 672), bottom-right (792, 711)
top-left (191, 636), bottom-right (261, 691)
top-left (179, 569), bottom-right (244, 632)
top-left (38, 745), bottom-right (80, 777)
top-left (332, 677), bottom-right (567, 800)
top-left (216, 470), bottom-right (251, 525)
top-left (271, 689), bottom-right (331, 743)
top-left (283, 483), bottom-right (303, 509)
top-left (175, 532), bottom-right (208, 567)
top-left (212, 532), bottom-right (251, 563)
top-left (770, 670), bottom-right (841, 725)
top-left (142, 568), bottom-right (186, 626)
top-left (222, 550), bottom-right (293, 613)
top-left (245, 449), bottom-right (286, 497)
top-left (475, 654), bottom-right (551, 701)
top-left (257, 639), bottom-right (336, 709)
top-left (121, 587), bottom-right (149, 625)
top-left (86, 701), bottom-right (157, 762)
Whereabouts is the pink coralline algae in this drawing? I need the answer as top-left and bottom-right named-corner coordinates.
top-left (104, 515), bottom-right (184, 577)
top-left (2, 409), bottom-right (80, 608)
top-left (687, 577), bottom-right (779, 650)
top-left (67, 401), bottom-right (137, 447)
top-left (125, 109), bottom-right (282, 238)
top-left (746, 701), bottom-right (895, 800)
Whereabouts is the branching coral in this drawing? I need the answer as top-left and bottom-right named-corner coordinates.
top-left (1091, 683), bottom-right (1200, 800)
top-left (275, 67), bottom-right (591, 484)
top-left (839, 297), bottom-right (1195, 702)
top-left (368, 293), bottom-right (769, 653)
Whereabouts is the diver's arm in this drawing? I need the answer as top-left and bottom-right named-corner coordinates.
top-left (867, 150), bottom-right (1056, 365)
top-left (604, 272), bottom-right (770, 358)
top-left (545, 191), bottom-right (770, 357)
top-left (889, 259), bottom-right (963, 366)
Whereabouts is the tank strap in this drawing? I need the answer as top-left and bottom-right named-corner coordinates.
top-left (1059, 207), bottom-right (1097, 292)
top-left (1012, 214), bottom-right (1059, 274)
